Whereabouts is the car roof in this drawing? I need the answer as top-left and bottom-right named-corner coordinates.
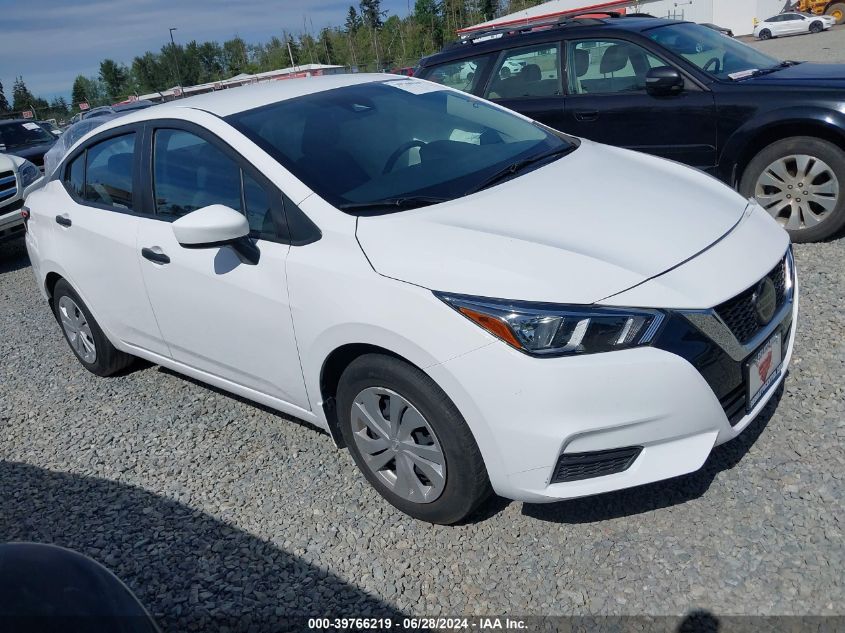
top-left (419, 16), bottom-right (684, 66)
top-left (0, 119), bottom-right (33, 126)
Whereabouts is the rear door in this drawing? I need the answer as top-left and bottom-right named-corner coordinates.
top-left (51, 127), bottom-right (168, 355)
top-left (561, 37), bottom-right (717, 170)
top-left (134, 122), bottom-right (309, 408)
top-left (481, 42), bottom-right (568, 132)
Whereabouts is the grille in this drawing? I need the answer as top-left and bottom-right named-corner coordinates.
top-left (551, 446), bottom-right (642, 484)
top-left (720, 383), bottom-right (746, 426)
top-left (715, 257), bottom-right (787, 344)
top-left (0, 170), bottom-right (17, 202)
top-left (0, 197), bottom-right (24, 213)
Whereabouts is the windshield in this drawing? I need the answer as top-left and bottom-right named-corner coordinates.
top-left (647, 23), bottom-right (781, 80)
top-left (226, 80), bottom-right (575, 211)
top-left (0, 121), bottom-right (55, 149)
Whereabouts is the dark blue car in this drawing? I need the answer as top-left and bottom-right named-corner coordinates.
top-left (416, 14), bottom-right (845, 242)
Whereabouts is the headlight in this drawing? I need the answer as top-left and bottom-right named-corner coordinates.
top-left (437, 293), bottom-right (664, 356)
top-left (19, 160), bottom-right (42, 188)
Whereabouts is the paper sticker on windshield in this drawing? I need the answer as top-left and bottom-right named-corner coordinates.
top-left (23, 122), bottom-right (41, 131)
top-left (728, 69), bottom-right (758, 80)
top-left (385, 79), bottom-right (445, 95)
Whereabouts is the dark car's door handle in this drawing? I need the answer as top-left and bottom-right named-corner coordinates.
top-left (574, 110), bottom-right (599, 122)
top-left (55, 215), bottom-right (72, 227)
top-left (141, 247), bottom-right (170, 265)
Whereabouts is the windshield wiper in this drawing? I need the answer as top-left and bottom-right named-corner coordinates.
top-left (337, 195), bottom-right (449, 214)
top-left (464, 145), bottom-right (575, 195)
top-left (732, 61), bottom-right (800, 81)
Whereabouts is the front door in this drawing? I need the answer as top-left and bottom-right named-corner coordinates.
top-left (136, 125), bottom-right (309, 408)
top-left (562, 38), bottom-right (717, 171)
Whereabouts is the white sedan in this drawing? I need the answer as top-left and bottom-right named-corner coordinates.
top-left (24, 75), bottom-right (797, 523)
top-left (754, 12), bottom-right (835, 39)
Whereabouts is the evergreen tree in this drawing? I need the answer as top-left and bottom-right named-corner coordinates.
top-left (359, 0), bottom-right (385, 29)
top-left (345, 6), bottom-right (362, 32)
top-left (0, 80), bottom-right (9, 113)
top-left (12, 76), bottom-right (36, 112)
top-left (99, 59), bottom-right (130, 100)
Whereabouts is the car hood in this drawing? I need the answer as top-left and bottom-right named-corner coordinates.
top-left (745, 62), bottom-right (845, 86)
top-left (6, 141), bottom-right (55, 165)
top-left (356, 140), bottom-right (749, 305)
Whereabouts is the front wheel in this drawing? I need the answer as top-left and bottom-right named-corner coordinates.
top-left (52, 279), bottom-right (134, 376)
top-left (809, 21), bottom-right (823, 33)
top-left (740, 136), bottom-right (845, 242)
top-left (337, 354), bottom-right (491, 524)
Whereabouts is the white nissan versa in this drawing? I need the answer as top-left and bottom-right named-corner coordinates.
top-left (24, 75), bottom-right (797, 524)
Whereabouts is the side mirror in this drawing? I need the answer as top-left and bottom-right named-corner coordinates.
top-left (645, 66), bottom-right (684, 96)
top-left (172, 204), bottom-right (249, 246)
top-left (172, 204), bottom-right (259, 265)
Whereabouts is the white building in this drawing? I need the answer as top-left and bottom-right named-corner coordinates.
top-left (460, 0), bottom-right (788, 37)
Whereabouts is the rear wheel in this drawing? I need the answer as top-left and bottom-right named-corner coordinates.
top-left (740, 136), bottom-right (845, 242)
top-left (53, 279), bottom-right (134, 376)
top-left (758, 29), bottom-right (772, 40)
top-left (809, 20), bottom-right (824, 33)
top-left (337, 354), bottom-right (491, 524)
top-left (828, 3), bottom-right (845, 24)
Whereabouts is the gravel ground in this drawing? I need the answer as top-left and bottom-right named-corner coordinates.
top-left (0, 232), bottom-right (843, 631)
top-left (746, 24), bottom-right (845, 63)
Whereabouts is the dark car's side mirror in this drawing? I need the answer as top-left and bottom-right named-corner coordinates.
top-left (646, 66), bottom-right (684, 96)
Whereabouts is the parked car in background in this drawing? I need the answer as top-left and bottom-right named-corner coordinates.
top-left (0, 151), bottom-right (44, 243)
top-left (700, 22), bottom-right (734, 37)
top-left (25, 75), bottom-right (796, 523)
top-left (417, 14), bottom-right (845, 242)
top-left (0, 119), bottom-right (58, 170)
top-left (753, 11), bottom-right (835, 39)
top-left (78, 100), bottom-right (156, 122)
top-left (390, 66), bottom-right (415, 76)
top-left (38, 120), bottom-right (63, 136)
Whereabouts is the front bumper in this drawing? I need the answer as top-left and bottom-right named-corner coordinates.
top-left (427, 249), bottom-right (797, 504)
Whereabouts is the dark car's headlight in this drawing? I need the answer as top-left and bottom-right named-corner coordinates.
top-left (19, 160), bottom-right (41, 188)
top-left (437, 293), bottom-right (664, 356)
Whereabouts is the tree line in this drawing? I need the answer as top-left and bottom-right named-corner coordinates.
top-left (1, 0), bottom-right (544, 121)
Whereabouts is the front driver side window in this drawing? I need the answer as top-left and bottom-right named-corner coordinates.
top-left (152, 129), bottom-right (278, 239)
top-left (567, 40), bottom-right (666, 95)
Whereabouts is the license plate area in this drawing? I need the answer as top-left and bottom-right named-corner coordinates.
top-left (745, 330), bottom-right (783, 412)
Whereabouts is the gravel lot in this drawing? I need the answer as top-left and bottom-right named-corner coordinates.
top-left (1, 228), bottom-right (843, 630)
top-left (746, 24), bottom-right (845, 63)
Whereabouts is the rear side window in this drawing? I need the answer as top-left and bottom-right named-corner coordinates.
top-left (152, 128), bottom-right (280, 239)
top-left (418, 55), bottom-right (492, 94)
top-left (64, 133), bottom-right (135, 209)
top-left (84, 134), bottom-right (135, 209)
top-left (486, 45), bottom-right (562, 99)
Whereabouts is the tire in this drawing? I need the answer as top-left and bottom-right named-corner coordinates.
top-left (829, 3), bottom-right (845, 24)
top-left (52, 279), bottom-right (134, 376)
top-left (758, 29), bottom-right (772, 40)
top-left (809, 21), bottom-right (823, 33)
top-left (337, 354), bottom-right (491, 524)
top-left (739, 136), bottom-right (845, 243)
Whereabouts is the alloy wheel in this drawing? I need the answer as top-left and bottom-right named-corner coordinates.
top-left (58, 295), bottom-right (97, 363)
top-left (350, 387), bottom-right (446, 503)
top-left (754, 154), bottom-right (840, 231)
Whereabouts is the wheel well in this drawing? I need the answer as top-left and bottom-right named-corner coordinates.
top-left (319, 343), bottom-right (407, 448)
top-left (734, 122), bottom-right (845, 187)
top-left (45, 272), bottom-right (63, 305)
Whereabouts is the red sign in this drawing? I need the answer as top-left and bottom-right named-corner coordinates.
top-left (79, 101), bottom-right (90, 111)
top-left (22, 110), bottom-right (33, 119)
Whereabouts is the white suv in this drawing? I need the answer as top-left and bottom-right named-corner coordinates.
top-left (0, 153), bottom-right (43, 243)
top-left (25, 75), bottom-right (797, 523)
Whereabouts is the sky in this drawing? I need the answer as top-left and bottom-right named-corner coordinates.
top-left (0, 0), bottom-right (411, 103)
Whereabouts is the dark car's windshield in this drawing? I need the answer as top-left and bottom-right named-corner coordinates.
top-left (648, 23), bottom-right (781, 79)
top-left (226, 80), bottom-right (575, 212)
top-left (0, 121), bottom-right (55, 149)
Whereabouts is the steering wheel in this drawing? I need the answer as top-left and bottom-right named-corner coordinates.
top-left (703, 57), bottom-right (721, 74)
top-left (383, 140), bottom-right (427, 174)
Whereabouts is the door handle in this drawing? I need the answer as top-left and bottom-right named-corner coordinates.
top-left (574, 110), bottom-right (599, 122)
top-left (55, 215), bottom-right (72, 227)
top-left (141, 247), bottom-right (170, 265)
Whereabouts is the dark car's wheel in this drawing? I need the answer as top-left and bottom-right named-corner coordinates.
top-left (52, 279), bottom-right (134, 376)
top-left (809, 20), bottom-right (824, 33)
top-left (337, 354), bottom-right (491, 524)
top-left (758, 29), bottom-right (772, 40)
top-left (740, 136), bottom-right (845, 242)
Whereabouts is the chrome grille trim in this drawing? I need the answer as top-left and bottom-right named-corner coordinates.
top-left (0, 171), bottom-right (17, 202)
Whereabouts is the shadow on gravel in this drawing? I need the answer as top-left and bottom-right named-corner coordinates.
top-left (0, 238), bottom-right (29, 274)
top-left (520, 382), bottom-right (786, 525)
top-left (0, 461), bottom-right (406, 631)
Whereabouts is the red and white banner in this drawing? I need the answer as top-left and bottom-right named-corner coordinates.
top-left (79, 101), bottom-right (90, 111)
